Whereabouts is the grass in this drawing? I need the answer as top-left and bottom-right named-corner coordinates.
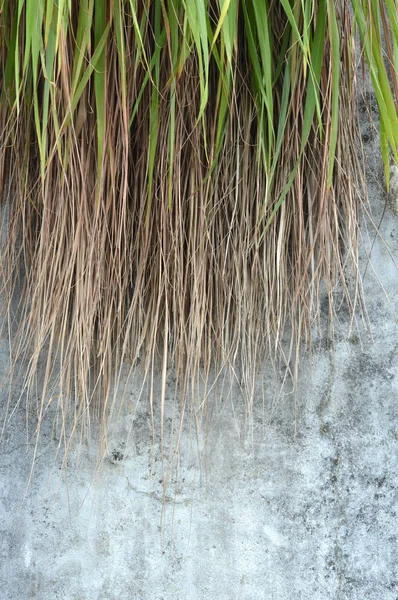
top-left (0, 0), bottom-right (397, 461)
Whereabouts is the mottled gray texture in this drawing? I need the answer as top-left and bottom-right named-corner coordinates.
top-left (1, 98), bottom-right (398, 600)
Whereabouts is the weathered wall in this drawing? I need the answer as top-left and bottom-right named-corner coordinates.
top-left (1, 99), bottom-right (398, 599)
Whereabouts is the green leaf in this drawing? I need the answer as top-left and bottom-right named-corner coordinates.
top-left (94, 0), bottom-right (107, 191)
top-left (326, 0), bottom-right (340, 190)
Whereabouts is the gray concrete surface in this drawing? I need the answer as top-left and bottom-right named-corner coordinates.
top-left (1, 100), bottom-right (398, 599)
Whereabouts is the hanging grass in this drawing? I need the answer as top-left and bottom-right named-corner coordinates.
top-left (0, 1), bottom-right (397, 457)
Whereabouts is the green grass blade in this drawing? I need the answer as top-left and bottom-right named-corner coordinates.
top-left (94, 0), bottom-right (107, 193)
top-left (326, 0), bottom-right (340, 190)
top-left (301, 0), bottom-right (326, 149)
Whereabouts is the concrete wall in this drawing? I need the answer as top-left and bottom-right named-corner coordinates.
top-left (1, 108), bottom-right (398, 599)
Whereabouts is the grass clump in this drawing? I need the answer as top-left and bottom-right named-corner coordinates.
top-left (0, 0), bottom-right (397, 457)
